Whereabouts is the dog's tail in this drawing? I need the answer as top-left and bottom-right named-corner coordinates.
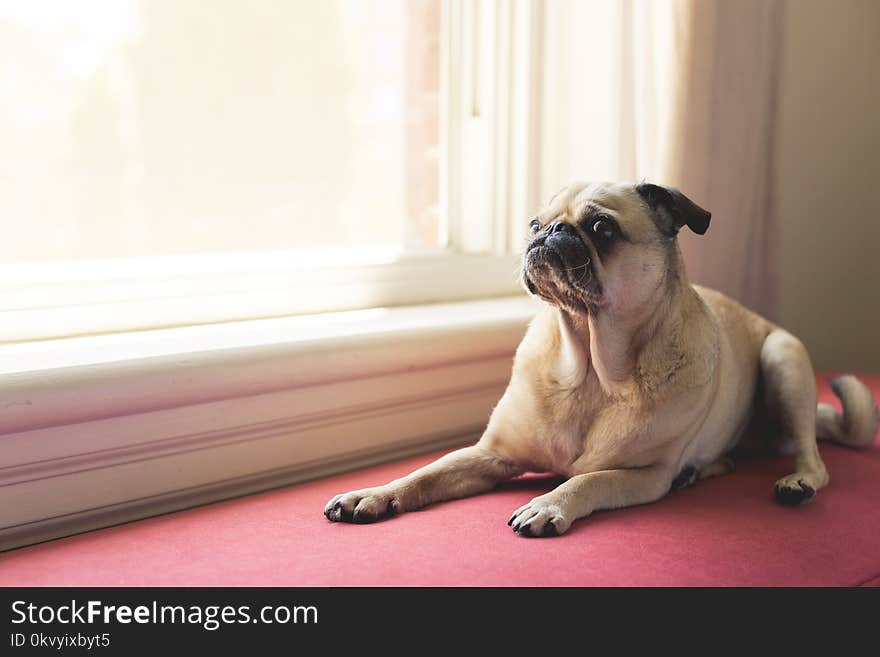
top-left (816, 375), bottom-right (879, 447)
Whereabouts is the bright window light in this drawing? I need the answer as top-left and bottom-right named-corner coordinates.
top-left (0, 0), bottom-right (441, 264)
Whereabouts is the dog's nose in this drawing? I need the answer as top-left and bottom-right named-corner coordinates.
top-left (547, 220), bottom-right (572, 235)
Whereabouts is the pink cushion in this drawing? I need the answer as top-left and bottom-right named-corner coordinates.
top-left (1, 374), bottom-right (878, 586)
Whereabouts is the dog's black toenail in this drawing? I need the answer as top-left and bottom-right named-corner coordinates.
top-left (508, 515), bottom-right (515, 526)
top-left (386, 500), bottom-right (398, 516)
top-left (800, 483), bottom-right (815, 499)
top-left (542, 523), bottom-right (559, 537)
top-left (672, 466), bottom-right (697, 490)
top-left (774, 486), bottom-right (798, 505)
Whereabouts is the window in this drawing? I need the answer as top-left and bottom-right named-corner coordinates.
top-left (0, 0), bottom-right (539, 342)
top-left (0, 0), bottom-right (547, 550)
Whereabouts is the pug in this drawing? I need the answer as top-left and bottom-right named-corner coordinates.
top-left (324, 182), bottom-right (879, 537)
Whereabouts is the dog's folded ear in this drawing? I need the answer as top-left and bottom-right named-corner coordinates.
top-left (635, 182), bottom-right (711, 236)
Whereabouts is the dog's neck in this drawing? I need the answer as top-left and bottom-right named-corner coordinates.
top-left (555, 266), bottom-right (697, 397)
top-left (554, 310), bottom-right (591, 388)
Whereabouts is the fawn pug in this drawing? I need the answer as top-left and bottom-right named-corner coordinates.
top-left (324, 182), bottom-right (879, 537)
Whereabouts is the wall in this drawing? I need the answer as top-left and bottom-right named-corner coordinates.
top-left (775, 0), bottom-right (880, 372)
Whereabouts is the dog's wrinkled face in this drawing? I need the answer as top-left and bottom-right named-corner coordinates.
top-left (522, 182), bottom-right (710, 317)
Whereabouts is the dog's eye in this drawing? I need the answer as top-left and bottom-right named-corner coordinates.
top-left (591, 217), bottom-right (617, 242)
top-left (528, 219), bottom-right (542, 235)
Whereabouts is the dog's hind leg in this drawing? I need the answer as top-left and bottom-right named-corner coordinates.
top-left (670, 456), bottom-right (735, 491)
top-left (698, 455), bottom-right (735, 481)
top-left (760, 329), bottom-right (829, 505)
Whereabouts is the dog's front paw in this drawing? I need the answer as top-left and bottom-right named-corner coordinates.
top-left (773, 474), bottom-right (815, 506)
top-left (508, 495), bottom-right (573, 538)
top-left (324, 487), bottom-right (401, 524)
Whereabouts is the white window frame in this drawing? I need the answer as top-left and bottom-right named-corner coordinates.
top-left (443, 0), bottom-right (543, 258)
top-left (0, 0), bottom-right (548, 551)
top-left (0, 250), bottom-right (523, 342)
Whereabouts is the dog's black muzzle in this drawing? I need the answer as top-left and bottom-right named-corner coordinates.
top-left (541, 221), bottom-right (591, 265)
top-left (524, 221), bottom-right (593, 291)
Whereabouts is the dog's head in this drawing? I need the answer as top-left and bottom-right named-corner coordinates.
top-left (522, 182), bottom-right (710, 317)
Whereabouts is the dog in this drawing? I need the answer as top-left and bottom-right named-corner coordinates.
top-left (324, 181), bottom-right (879, 537)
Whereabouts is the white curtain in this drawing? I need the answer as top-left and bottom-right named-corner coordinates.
top-left (543, 0), bottom-right (785, 317)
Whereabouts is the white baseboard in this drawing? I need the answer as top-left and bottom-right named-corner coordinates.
top-left (0, 431), bottom-right (478, 553)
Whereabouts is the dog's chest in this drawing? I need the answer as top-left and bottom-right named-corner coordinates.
top-left (531, 388), bottom-right (611, 471)
top-left (533, 383), bottom-right (660, 475)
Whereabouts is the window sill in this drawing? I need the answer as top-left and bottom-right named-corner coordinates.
top-left (0, 295), bottom-right (538, 550)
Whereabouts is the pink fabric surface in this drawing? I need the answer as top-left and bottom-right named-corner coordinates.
top-left (1, 374), bottom-right (878, 587)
